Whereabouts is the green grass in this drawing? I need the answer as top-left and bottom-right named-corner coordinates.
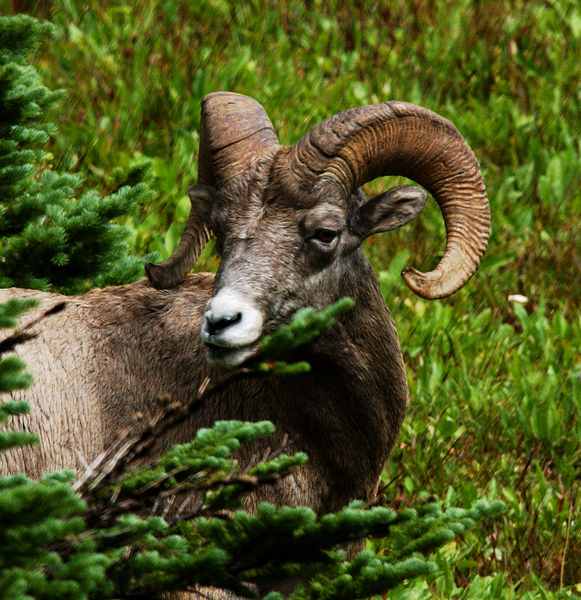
top-left (7, 0), bottom-right (581, 597)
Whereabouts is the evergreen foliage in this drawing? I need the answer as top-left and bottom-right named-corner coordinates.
top-left (257, 297), bottom-right (355, 376)
top-left (0, 299), bottom-right (39, 452)
top-left (0, 14), bottom-right (156, 294)
top-left (257, 298), bottom-right (355, 376)
top-left (259, 298), bottom-right (355, 359)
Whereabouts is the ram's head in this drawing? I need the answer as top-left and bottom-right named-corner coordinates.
top-left (146, 93), bottom-right (489, 370)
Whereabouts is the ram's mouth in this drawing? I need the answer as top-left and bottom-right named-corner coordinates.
top-left (204, 341), bottom-right (259, 372)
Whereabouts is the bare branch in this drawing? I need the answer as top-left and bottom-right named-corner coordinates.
top-left (0, 301), bottom-right (66, 355)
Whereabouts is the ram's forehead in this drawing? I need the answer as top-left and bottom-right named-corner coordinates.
top-left (266, 185), bottom-right (349, 213)
top-left (299, 203), bottom-right (346, 227)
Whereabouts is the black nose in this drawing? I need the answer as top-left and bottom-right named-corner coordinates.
top-left (204, 312), bottom-right (242, 335)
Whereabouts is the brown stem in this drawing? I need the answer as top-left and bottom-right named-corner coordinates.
top-left (0, 301), bottom-right (65, 354)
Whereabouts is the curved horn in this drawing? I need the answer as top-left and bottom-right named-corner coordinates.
top-left (146, 92), bottom-right (280, 289)
top-left (289, 101), bottom-right (490, 299)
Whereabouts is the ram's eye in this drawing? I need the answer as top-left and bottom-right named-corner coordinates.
top-left (314, 229), bottom-right (337, 244)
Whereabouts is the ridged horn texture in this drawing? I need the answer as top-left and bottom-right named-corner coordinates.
top-left (146, 92), bottom-right (279, 289)
top-left (289, 101), bottom-right (490, 299)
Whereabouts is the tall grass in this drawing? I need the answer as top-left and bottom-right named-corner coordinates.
top-left (9, 0), bottom-right (581, 596)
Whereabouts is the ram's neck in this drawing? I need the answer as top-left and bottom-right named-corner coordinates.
top-left (264, 250), bottom-right (408, 512)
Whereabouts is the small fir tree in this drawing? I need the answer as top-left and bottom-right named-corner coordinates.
top-left (0, 14), bottom-right (155, 294)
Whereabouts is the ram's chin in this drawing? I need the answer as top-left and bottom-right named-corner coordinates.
top-left (205, 344), bottom-right (257, 372)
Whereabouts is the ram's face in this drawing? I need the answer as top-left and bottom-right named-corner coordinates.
top-left (194, 179), bottom-right (356, 371)
top-left (191, 167), bottom-right (427, 371)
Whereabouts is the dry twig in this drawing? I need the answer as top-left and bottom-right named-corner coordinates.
top-left (74, 364), bottom-right (275, 527)
top-left (0, 301), bottom-right (65, 355)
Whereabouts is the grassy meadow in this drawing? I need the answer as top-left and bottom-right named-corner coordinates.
top-left (6, 0), bottom-right (581, 597)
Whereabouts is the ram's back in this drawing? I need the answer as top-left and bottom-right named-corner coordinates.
top-left (0, 275), bottom-right (214, 478)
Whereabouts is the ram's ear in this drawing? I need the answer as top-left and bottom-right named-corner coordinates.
top-left (351, 185), bottom-right (428, 239)
top-left (189, 184), bottom-right (217, 224)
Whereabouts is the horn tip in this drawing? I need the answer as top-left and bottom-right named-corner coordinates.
top-left (401, 267), bottom-right (451, 300)
top-left (145, 262), bottom-right (171, 290)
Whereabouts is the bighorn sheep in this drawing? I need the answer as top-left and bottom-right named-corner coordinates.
top-left (1, 93), bottom-right (489, 519)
